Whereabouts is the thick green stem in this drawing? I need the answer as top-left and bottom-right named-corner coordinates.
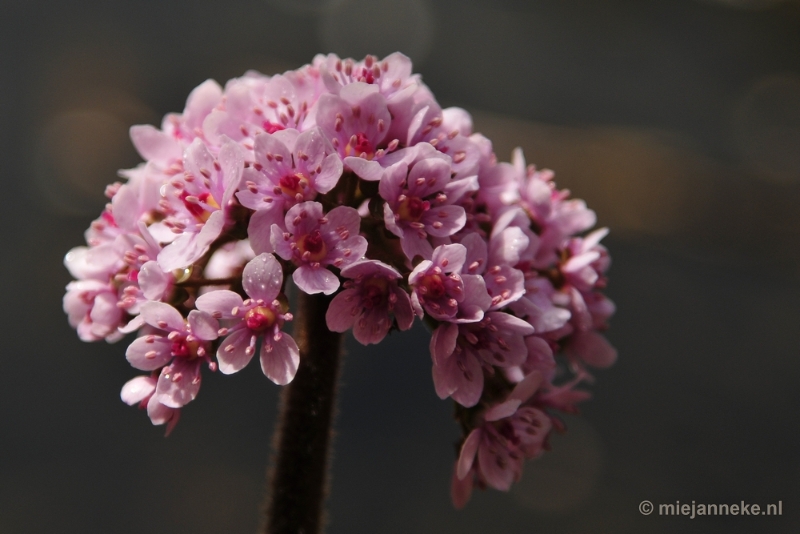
top-left (262, 291), bottom-right (343, 534)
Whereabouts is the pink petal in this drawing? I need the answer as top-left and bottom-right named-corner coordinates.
top-left (489, 226), bottom-right (529, 265)
top-left (451, 463), bottom-right (474, 510)
top-left (146, 395), bottom-right (173, 425)
top-left (478, 440), bottom-right (514, 491)
top-left (432, 357), bottom-right (457, 400)
top-left (454, 275), bottom-right (491, 323)
top-left (155, 359), bottom-right (202, 408)
top-left (525, 336), bottom-right (556, 373)
top-left (431, 244), bottom-right (467, 273)
top-left (120, 376), bottom-right (156, 405)
top-left (126, 336), bottom-right (172, 370)
top-left (248, 208), bottom-right (284, 254)
top-left (352, 307), bottom-right (391, 345)
top-left (271, 223), bottom-right (293, 260)
top-left (484, 400), bottom-right (522, 422)
top-left (508, 370), bottom-right (544, 404)
top-left (261, 334), bottom-right (300, 385)
top-left (460, 233), bottom-right (487, 275)
top-left (323, 205), bottom-right (362, 235)
top-left (423, 205), bottom-right (466, 238)
top-left (567, 330), bottom-right (618, 368)
top-left (314, 153), bottom-right (344, 193)
top-left (139, 261), bottom-right (170, 301)
top-left (188, 310), bottom-right (219, 341)
top-left (140, 301), bottom-right (185, 332)
top-left (183, 79), bottom-right (223, 130)
top-left (400, 232), bottom-right (433, 262)
top-left (157, 210), bottom-right (226, 271)
top-left (118, 314), bottom-right (145, 334)
top-left (334, 235), bottom-right (368, 266)
top-left (378, 162), bottom-right (407, 203)
top-left (391, 287), bottom-right (415, 331)
top-left (216, 329), bottom-right (256, 374)
top-left (242, 253), bottom-right (283, 302)
top-left (129, 125), bottom-right (181, 162)
top-left (488, 311), bottom-right (535, 336)
top-left (284, 201), bottom-right (324, 235)
top-left (340, 259), bottom-right (401, 279)
top-left (325, 289), bottom-right (359, 332)
top-left (430, 322), bottom-right (458, 366)
top-left (254, 132), bottom-right (293, 177)
top-left (456, 429), bottom-right (482, 480)
top-left (195, 289), bottom-right (244, 318)
top-left (450, 353), bottom-right (484, 408)
top-left (293, 265), bottom-right (339, 295)
top-left (407, 157), bottom-right (451, 198)
top-left (344, 156), bottom-right (384, 181)
top-left (218, 139), bottom-right (245, 208)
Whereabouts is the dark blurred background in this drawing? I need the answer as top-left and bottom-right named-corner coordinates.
top-left (2, 0), bottom-right (799, 532)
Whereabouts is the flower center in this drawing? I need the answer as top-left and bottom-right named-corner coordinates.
top-left (345, 132), bottom-right (374, 158)
top-left (397, 196), bottom-right (428, 222)
top-left (181, 191), bottom-right (219, 222)
top-left (362, 277), bottom-right (389, 308)
top-left (298, 230), bottom-right (328, 262)
top-left (420, 273), bottom-right (447, 299)
top-left (279, 173), bottom-right (310, 198)
top-left (171, 337), bottom-right (204, 359)
top-left (245, 306), bottom-right (277, 332)
top-left (263, 121), bottom-right (286, 134)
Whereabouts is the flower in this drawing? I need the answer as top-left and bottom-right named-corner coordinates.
top-left (63, 52), bottom-right (616, 503)
top-left (195, 253), bottom-right (299, 385)
top-left (325, 259), bottom-right (414, 344)
top-left (271, 201), bottom-right (367, 295)
top-left (237, 128), bottom-right (343, 254)
top-left (125, 301), bottom-right (219, 408)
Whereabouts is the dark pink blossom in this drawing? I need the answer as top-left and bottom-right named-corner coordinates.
top-left (325, 259), bottom-right (414, 345)
top-left (453, 373), bottom-right (552, 505)
top-left (430, 312), bottom-right (533, 407)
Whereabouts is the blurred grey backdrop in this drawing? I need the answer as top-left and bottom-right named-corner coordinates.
top-left (1, 0), bottom-right (799, 532)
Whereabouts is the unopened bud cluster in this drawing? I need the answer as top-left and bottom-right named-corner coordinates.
top-left (63, 53), bottom-right (616, 506)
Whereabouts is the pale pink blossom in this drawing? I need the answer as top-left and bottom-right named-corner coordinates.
top-left (121, 375), bottom-right (181, 436)
top-left (125, 301), bottom-right (219, 408)
top-left (316, 82), bottom-right (392, 181)
top-left (380, 153), bottom-right (470, 261)
top-left (195, 254), bottom-right (299, 385)
top-left (271, 201), bottom-right (367, 295)
top-left (237, 127), bottom-right (343, 253)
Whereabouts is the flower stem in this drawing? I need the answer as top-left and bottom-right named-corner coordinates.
top-left (263, 291), bottom-right (343, 534)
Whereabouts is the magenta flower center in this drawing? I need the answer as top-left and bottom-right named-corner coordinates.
top-left (420, 273), bottom-right (447, 298)
top-left (397, 196), bottom-right (428, 222)
top-left (279, 173), bottom-right (310, 197)
top-left (345, 132), bottom-right (374, 158)
top-left (180, 191), bottom-right (218, 222)
top-left (298, 230), bottom-right (328, 262)
top-left (263, 121), bottom-right (285, 134)
top-left (171, 337), bottom-right (204, 360)
top-left (245, 306), bottom-right (277, 332)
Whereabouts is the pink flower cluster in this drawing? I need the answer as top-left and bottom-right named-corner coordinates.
top-left (63, 53), bottom-right (615, 504)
